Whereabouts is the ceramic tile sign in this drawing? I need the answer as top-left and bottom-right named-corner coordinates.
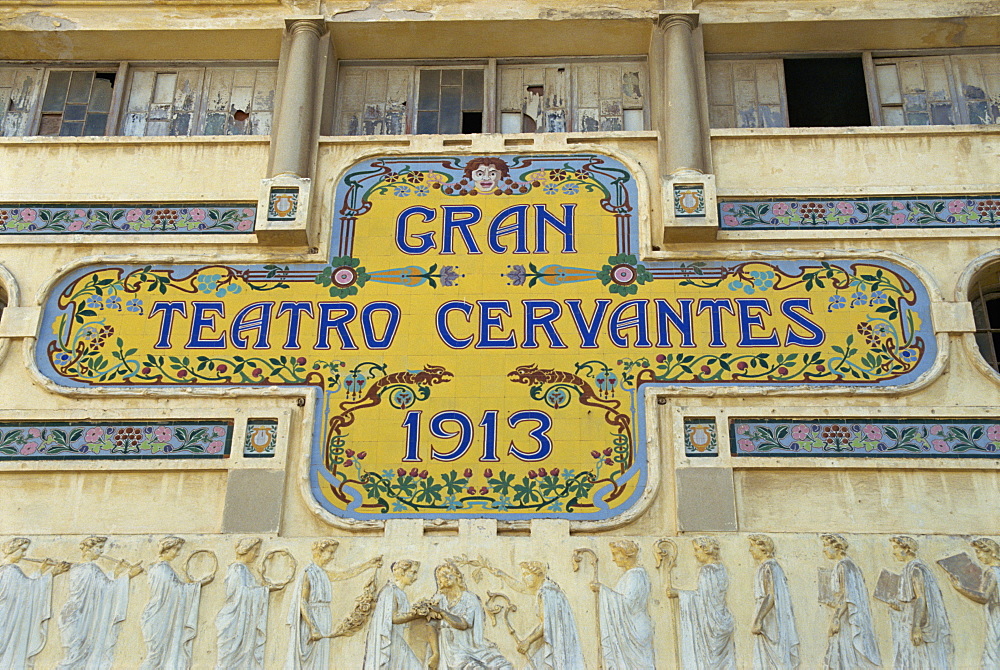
top-left (36, 153), bottom-right (936, 523)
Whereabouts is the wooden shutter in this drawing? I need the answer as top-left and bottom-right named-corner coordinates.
top-left (706, 59), bottom-right (786, 128)
top-left (951, 53), bottom-right (1000, 125)
top-left (571, 62), bottom-right (646, 132)
top-left (122, 69), bottom-right (204, 136)
top-left (336, 66), bottom-right (412, 136)
top-left (199, 66), bottom-right (276, 136)
top-left (0, 66), bottom-right (43, 136)
top-left (872, 56), bottom-right (957, 125)
top-left (498, 65), bottom-right (569, 133)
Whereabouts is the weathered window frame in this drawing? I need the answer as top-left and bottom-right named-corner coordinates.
top-left (0, 60), bottom-right (277, 138)
top-left (332, 56), bottom-right (648, 137)
top-left (120, 62), bottom-right (278, 137)
top-left (706, 47), bottom-right (1000, 129)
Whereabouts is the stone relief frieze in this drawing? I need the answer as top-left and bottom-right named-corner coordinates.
top-left (2, 533), bottom-right (1000, 667)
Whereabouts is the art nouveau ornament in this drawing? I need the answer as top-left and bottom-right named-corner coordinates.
top-left (140, 536), bottom-right (215, 670)
top-left (666, 536), bottom-right (735, 670)
top-left (940, 537), bottom-right (1000, 668)
top-left (286, 539), bottom-right (381, 669)
top-left (484, 561), bottom-right (586, 669)
top-left (877, 535), bottom-right (952, 668)
top-left (818, 534), bottom-right (881, 670)
top-left (431, 562), bottom-right (511, 670)
top-left (0, 537), bottom-right (69, 669)
top-left (216, 537), bottom-right (291, 670)
top-left (587, 540), bottom-right (655, 670)
top-left (363, 559), bottom-right (426, 670)
top-left (748, 535), bottom-right (799, 670)
top-left (58, 535), bottom-right (144, 669)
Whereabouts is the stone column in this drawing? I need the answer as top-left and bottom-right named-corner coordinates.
top-left (657, 13), bottom-right (705, 175)
top-left (652, 12), bottom-right (717, 244)
top-left (272, 17), bottom-right (326, 178)
top-left (257, 17), bottom-right (326, 246)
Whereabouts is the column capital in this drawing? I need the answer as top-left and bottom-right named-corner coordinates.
top-left (656, 11), bottom-right (699, 32)
top-left (284, 16), bottom-right (327, 38)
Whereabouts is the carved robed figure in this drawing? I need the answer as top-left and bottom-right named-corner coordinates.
top-left (58, 535), bottom-right (143, 670)
top-left (140, 536), bottom-right (212, 670)
top-left (0, 537), bottom-right (68, 669)
top-left (592, 540), bottom-right (655, 670)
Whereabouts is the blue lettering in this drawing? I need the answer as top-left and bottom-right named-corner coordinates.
top-left (361, 302), bottom-right (401, 350)
top-left (395, 206), bottom-right (437, 254)
top-left (697, 299), bottom-right (736, 348)
top-left (655, 299), bottom-right (695, 347)
top-left (522, 300), bottom-right (566, 348)
top-left (608, 299), bottom-right (652, 348)
top-left (436, 301), bottom-right (474, 349)
top-left (534, 204), bottom-right (576, 253)
top-left (276, 302), bottom-right (314, 349)
top-left (315, 302), bottom-right (358, 350)
top-left (736, 299), bottom-right (780, 347)
top-left (567, 299), bottom-right (610, 348)
top-left (488, 204), bottom-right (530, 254)
top-left (781, 298), bottom-right (826, 346)
top-left (441, 205), bottom-right (482, 254)
top-left (149, 301), bottom-right (187, 349)
top-left (231, 302), bottom-right (273, 349)
top-left (476, 300), bottom-right (516, 349)
top-left (185, 302), bottom-right (226, 349)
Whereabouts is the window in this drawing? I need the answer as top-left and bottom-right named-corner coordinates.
top-left (38, 69), bottom-right (118, 136)
top-left (970, 264), bottom-right (1000, 374)
top-left (334, 59), bottom-right (647, 136)
top-left (122, 66), bottom-right (276, 136)
top-left (0, 62), bottom-right (276, 137)
top-left (707, 51), bottom-right (1000, 128)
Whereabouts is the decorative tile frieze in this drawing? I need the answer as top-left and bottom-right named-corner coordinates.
top-left (684, 418), bottom-right (718, 456)
top-left (731, 419), bottom-right (1000, 456)
top-left (0, 420), bottom-right (232, 459)
top-left (719, 196), bottom-right (1000, 230)
top-left (266, 187), bottom-right (299, 221)
top-left (673, 184), bottom-right (706, 217)
top-left (244, 419), bottom-right (278, 457)
top-left (0, 205), bottom-right (255, 234)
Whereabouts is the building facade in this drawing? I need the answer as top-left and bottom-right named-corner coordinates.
top-left (1, 0), bottom-right (1000, 667)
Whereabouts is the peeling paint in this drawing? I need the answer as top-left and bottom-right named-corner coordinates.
top-left (0, 11), bottom-right (77, 31)
top-left (331, 0), bottom-right (432, 21)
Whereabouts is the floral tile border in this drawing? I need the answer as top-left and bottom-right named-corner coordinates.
top-left (719, 196), bottom-right (1000, 229)
top-left (731, 419), bottom-right (1000, 457)
top-left (0, 204), bottom-right (255, 234)
top-left (0, 420), bottom-right (232, 459)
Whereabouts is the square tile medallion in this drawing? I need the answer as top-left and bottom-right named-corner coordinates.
top-left (684, 418), bottom-right (718, 456)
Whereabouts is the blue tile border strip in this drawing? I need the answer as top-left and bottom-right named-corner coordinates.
top-left (0, 420), bottom-right (233, 459)
top-left (720, 196), bottom-right (1000, 230)
top-left (731, 419), bottom-right (1000, 457)
top-left (0, 204), bottom-right (255, 234)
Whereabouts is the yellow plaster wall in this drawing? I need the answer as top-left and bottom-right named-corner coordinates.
top-left (0, 1), bottom-right (999, 666)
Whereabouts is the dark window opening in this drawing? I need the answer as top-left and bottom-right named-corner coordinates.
top-left (461, 112), bottom-right (482, 134)
top-left (783, 57), bottom-right (870, 127)
top-left (970, 275), bottom-right (1000, 373)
